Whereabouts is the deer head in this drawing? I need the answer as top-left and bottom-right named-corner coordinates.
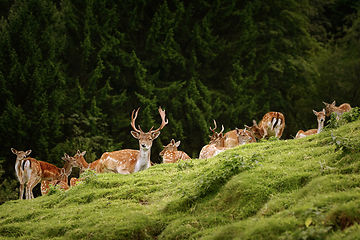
top-left (160, 139), bottom-right (181, 156)
top-left (11, 148), bottom-right (32, 162)
top-left (130, 107), bottom-right (168, 152)
top-left (322, 101), bottom-right (336, 117)
top-left (208, 119), bottom-right (224, 144)
top-left (245, 120), bottom-right (264, 139)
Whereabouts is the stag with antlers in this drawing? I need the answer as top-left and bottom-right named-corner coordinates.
top-left (97, 107), bottom-right (168, 174)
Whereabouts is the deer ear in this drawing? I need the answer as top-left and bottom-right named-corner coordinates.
top-left (313, 110), bottom-right (317, 115)
top-left (151, 131), bottom-right (161, 140)
top-left (81, 151), bottom-right (86, 156)
top-left (253, 120), bottom-right (257, 126)
top-left (11, 148), bottom-right (17, 154)
top-left (175, 141), bottom-right (181, 147)
top-left (171, 139), bottom-right (175, 144)
top-left (244, 125), bottom-right (250, 130)
top-left (323, 101), bottom-right (328, 106)
top-left (322, 109), bottom-right (326, 114)
top-left (131, 131), bottom-right (140, 139)
top-left (332, 100), bottom-right (336, 106)
top-left (62, 153), bottom-right (70, 161)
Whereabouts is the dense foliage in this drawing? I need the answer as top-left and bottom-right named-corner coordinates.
top-left (0, 0), bottom-right (359, 202)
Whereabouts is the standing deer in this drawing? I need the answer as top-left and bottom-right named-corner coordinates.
top-left (160, 139), bottom-right (191, 163)
top-left (21, 153), bottom-right (81, 199)
top-left (245, 112), bottom-right (285, 140)
top-left (11, 148), bottom-right (32, 199)
top-left (96, 107), bottom-right (168, 174)
top-left (323, 101), bottom-right (351, 118)
top-left (69, 150), bottom-right (101, 187)
top-left (295, 109), bottom-right (326, 139)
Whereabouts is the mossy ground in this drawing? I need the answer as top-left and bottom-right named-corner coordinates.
top-left (1, 120), bottom-right (360, 239)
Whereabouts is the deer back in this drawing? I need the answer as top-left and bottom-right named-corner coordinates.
top-left (38, 161), bottom-right (64, 181)
top-left (162, 150), bottom-right (191, 163)
top-left (97, 150), bottom-right (140, 174)
top-left (323, 101), bottom-right (351, 117)
top-left (295, 129), bottom-right (318, 139)
top-left (224, 130), bottom-right (239, 148)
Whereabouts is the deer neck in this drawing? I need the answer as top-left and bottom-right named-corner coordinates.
top-left (79, 156), bottom-right (90, 170)
top-left (14, 158), bottom-right (24, 181)
top-left (135, 148), bottom-right (151, 172)
top-left (252, 126), bottom-right (265, 139)
top-left (62, 161), bottom-right (73, 177)
top-left (317, 120), bottom-right (324, 134)
top-left (15, 158), bottom-right (22, 173)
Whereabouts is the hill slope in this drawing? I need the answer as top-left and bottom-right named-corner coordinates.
top-left (1, 120), bottom-right (360, 239)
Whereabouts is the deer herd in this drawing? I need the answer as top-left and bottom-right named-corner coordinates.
top-left (11, 101), bottom-right (352, 200)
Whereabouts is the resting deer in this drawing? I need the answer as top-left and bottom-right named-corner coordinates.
top-left (21, 153), bottom-right (80, 199)
top-left (11, 148), bottom-right (32, 199)
top-left (235, 128), bottom-right (257, 145)
top-left (245, 112), bottom-right (285, 140)
top-left (223, 129), bottom-right (238, 148)
top-left (69, 150), bottom-right (101, 187)
top-left (41, 180), bottom-right (70, 195)
top-left (97, 107), bottom-right (168, 174)
top-left (199, 120), bottom-right (231, 159)
top-left (224, 128), bottom-right (257, 147)
top-left (295, 109), bottom-right (326, 139)
top-left (160, 139), bottom-right (191, 163)
top-left (323, 101), bottom-right (351, 118)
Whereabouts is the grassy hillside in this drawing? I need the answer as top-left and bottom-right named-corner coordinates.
top-left (1, 119), bottom-right (360, 239)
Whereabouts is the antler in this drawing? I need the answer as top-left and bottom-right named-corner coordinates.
top-left (131, 108), bottom-right (142, 133)
top-left (219, 125), bottom-right (224, 135)
top-left (150, 107), bottom-right (168, 133)
top-left (210, 119), bottom-right (217, 133)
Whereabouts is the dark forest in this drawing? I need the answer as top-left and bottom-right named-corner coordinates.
top-left (1, 0), bottom-right (359, 202)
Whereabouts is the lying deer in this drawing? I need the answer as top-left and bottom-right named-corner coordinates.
top-left (295, 109), bottom-right (326, 139)
top-left (69, 150), bottom-right (101, 187)
top-left (199, 120), bottom-right (231, 159)
top-left (223, 129), bottom-right (238, 148)
top-left (235, 128), bottom-right (257, 145)
top-left (223, 128), bottom-right (257, 147)
top-left (11, 148), bottom-right (32, 199)
top-left (96, 107), bottom-right (168, 174)
top-left (21, 153), bottom-right (80, 199)
top-left (41, 180), bottom-right (70, 195)
top-left (245, 112), bottom-right (285, 140)
top-left (323, 101), bottom-right (351, 118)
top-left (160, 139), bottom-right (191, 163)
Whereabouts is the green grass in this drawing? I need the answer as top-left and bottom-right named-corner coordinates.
top-left (1, 120), bottom-right (360, 239)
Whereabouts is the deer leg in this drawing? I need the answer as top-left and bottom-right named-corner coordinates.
top-left (277, 128), bottom-right (284, 138)
top-left (117, 166), bottom-right (131, 175)
top-left (25, 181), bottom-right (32, 200)
top-left (19, 183), bottom-right (24, 200)
top-left (26, 177), bottom-right (40, 199)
